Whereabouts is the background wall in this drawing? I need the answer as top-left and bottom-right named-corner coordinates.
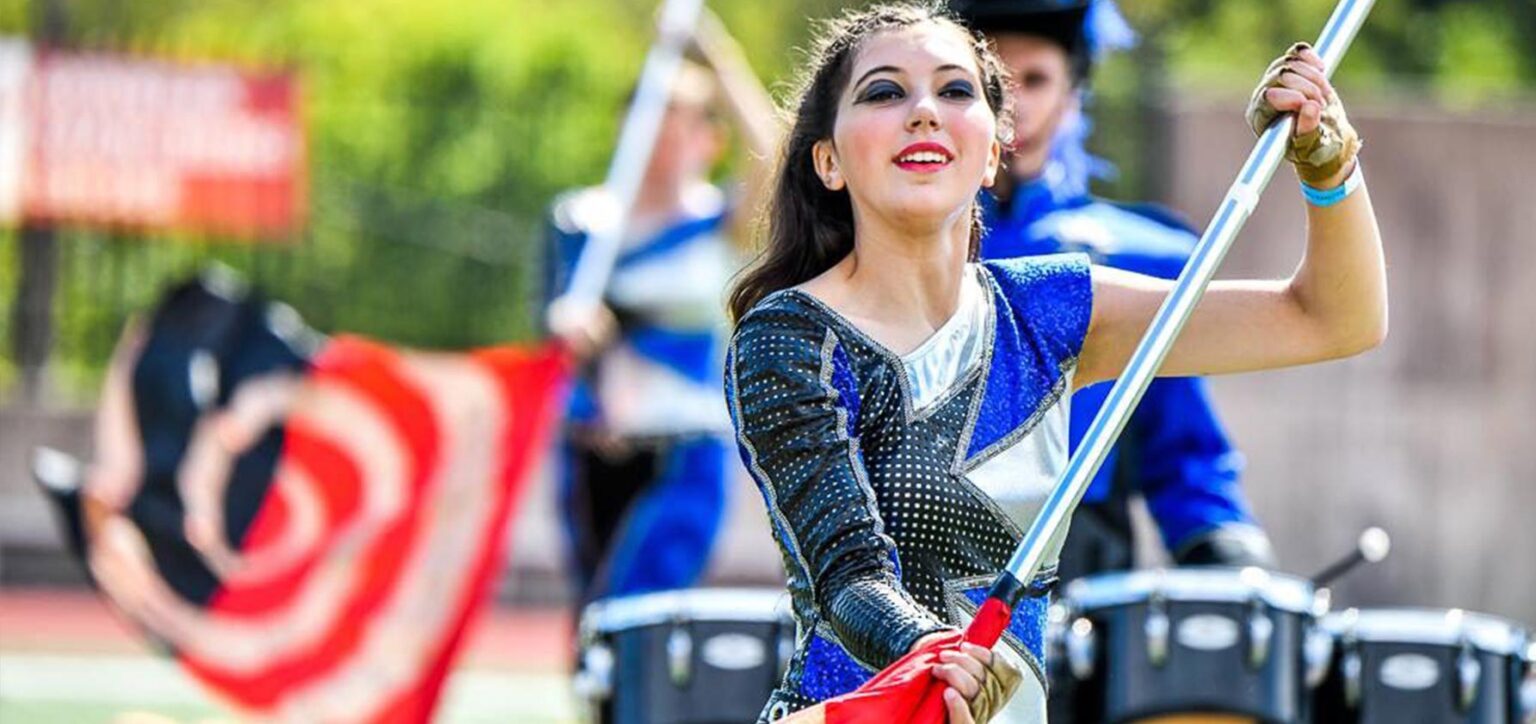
top-left (1170, 101), bottom-right (1536, 623)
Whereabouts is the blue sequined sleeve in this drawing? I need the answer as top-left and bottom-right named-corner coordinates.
top-left (726, 302), bottom-right (948, 668)
top-left (985, 253), bottom-right (1094, 373)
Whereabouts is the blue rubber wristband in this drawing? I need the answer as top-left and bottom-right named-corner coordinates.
top-left (1300, 163), bottom-right (1363, 208)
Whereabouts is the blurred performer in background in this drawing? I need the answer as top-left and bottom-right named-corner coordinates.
top-left (952, 0), bottom-right (1278, 585)
top-left (542, 13), bottom-right (777, 617)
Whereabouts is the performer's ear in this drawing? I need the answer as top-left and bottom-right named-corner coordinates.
top-left (982, 137), bottom-right (1002, 188)
top-left (813, 139), bottom-right (845, 191)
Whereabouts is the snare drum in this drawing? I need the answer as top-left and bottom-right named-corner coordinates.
top-left (1050, 568), bottom-right (1333, 723)
top-left (1313, 608), bottom-right (1532, 724)
top-left (575, 588), bottom-right (795, 724)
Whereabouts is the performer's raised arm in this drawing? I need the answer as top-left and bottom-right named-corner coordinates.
top-left (1079, 43), bottom-right (1384, 386)
top-left (689, 9), bottom-right (781, 249)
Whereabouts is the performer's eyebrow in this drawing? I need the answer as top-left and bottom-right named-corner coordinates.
top-left (853, 65), bottom-right (901, 89)
top-left (855, 63), bottom-right (973, 90)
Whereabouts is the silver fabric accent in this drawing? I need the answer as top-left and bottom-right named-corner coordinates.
top-left (780, 265), bottom-right (996, 427)
top-left (962, 375), bottom-right (1074, 564)
top-left (952, 264), bottom-right (1077, 474)
top-left (901, 270), bottom-right (987, 413)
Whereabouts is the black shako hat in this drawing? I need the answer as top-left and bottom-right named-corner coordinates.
top-left (948, 0), bottom-right (1094, 81)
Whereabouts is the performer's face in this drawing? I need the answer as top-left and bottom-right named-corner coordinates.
top-left (815, 24), bottom-right (1001, 232)
top-left (645, 99), bottom-right (725, 188)
top-left (989, 32), bottom-right (1077, 179)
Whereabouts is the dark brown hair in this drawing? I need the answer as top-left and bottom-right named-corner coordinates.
top-left (726, 2), bottom-right (1012, 323)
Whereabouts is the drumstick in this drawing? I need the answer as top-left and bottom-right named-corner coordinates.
top-left (559, 0), bottom-right (706, 309)
top-left (1311, 527), bottom-right (1391, 588)
top-left (962, 0), bottom-right (1380, 646)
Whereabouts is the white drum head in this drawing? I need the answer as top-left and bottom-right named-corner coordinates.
top-left (581, 588), bottom-right (792, 634)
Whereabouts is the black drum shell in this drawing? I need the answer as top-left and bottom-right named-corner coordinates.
top-left (1067, 599), bottom-right (1312, 723)
top-left (1050, 568), bottom-right (1323, 724)
top-left (1314, 637), bottom-right (1528, 723)
top-left (579, 589), bottom-right (794, 724)
top-left (596, 619), bottom-right (790, 724)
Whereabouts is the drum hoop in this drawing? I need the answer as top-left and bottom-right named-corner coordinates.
top-left (1063, 567), bottom-right (1317, 613)
top-left (582, 588), bottom-right (792, 632)
top-left (1322, 607), bottom-right (1531, 655)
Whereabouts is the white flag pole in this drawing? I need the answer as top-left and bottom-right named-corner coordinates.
top-left (995, 0), bottom-right (1378, 595)
top-left (560, 0), bottom-right (707, 308)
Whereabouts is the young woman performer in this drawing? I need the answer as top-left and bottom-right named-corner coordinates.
top-left (544, 12), bottom-right (777, 617)
top-left (724, 4), bottom-right (1378, 723)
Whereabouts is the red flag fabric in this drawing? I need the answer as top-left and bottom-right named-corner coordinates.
top-left (60, 300), bottom-right (568, 722)
top-left (820, 630), bottom-right (967, 723)
top-left (801, 597), bottom-right (1013, 724)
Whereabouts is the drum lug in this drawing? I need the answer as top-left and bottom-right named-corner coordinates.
top-left (1341, 609), bottom-right (1362, 709)
top-left (573, 641), bottom-right (615, 703)
top-left (1455, 638), bottom-right (1481, 713)
top-left (1066, 616), bottom-right (1096, 681)
top-left (1302, 620), bottom-right (1335, 689)
top-left (668, 622), bottom-right (693, 687)
top-left (1247, 598), bottom-right (1274, 670)
top-left (1145, 591), bottom-right (1170, 668)
top-left (1343, 648), bottom-right (1363, 708)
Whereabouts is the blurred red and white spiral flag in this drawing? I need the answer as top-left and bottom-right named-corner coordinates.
top-left (40, 274), bottom-right (567, 722)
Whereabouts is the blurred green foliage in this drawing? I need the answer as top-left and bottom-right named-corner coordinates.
top-left (0, 0), bottom-right (1531, 401)
top-left (1125, 0), bottom-right (1535, 101)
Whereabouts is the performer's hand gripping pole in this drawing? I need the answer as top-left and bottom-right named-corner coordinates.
top-left (965, 0), bottom-right (1378, 646)
top-left (559, 0), bottom-right (706, 309)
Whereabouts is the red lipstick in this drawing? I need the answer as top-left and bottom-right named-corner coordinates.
top-left (893, 141), bottom-right (954, 173)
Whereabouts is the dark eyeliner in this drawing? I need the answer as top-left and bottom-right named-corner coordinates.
top-left (856, 79), bottom-right (903, 103)
top-left (940, 79), bottom-right (976, 98)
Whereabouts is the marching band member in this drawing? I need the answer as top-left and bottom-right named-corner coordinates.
top-left (952, 0), bottom-right (1277, 586)
top-left (543, 12), bottom-right (776, 617)
top-left (724, 3), bottom-right (1378, 722)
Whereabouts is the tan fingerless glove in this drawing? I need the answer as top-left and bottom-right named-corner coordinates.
top-left (967, 648), bottom-right (1023, 723)
top-left (1245, 41), bottom-right (1362, 185)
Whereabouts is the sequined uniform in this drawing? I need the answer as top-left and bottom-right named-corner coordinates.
top-left (543, 185), bottom-right (736, 611)
top-left (726, 255), bottom-right (1093, 723)
top-left (980, 171), bottom-right (1272, 579)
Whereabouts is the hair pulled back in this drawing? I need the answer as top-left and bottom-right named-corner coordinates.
top-left (726, 2), bottom-right (1012, 323)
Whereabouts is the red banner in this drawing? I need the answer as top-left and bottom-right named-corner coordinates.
top-left (13, 45), bottom-right (305, 240)
top-left (32, 275), bottom-right (572, 721)
top-left (73, 335), bottom-right (568, 720)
